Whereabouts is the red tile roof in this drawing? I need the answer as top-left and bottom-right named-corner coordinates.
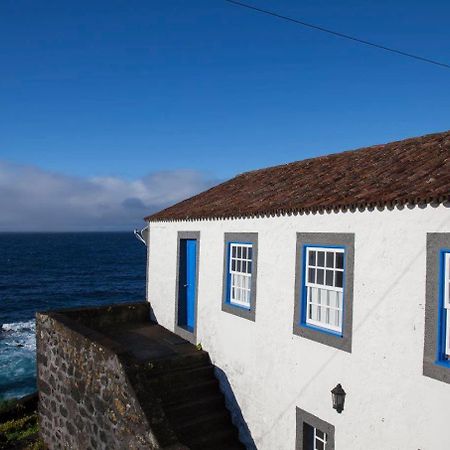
top-left (145, 130), bottom-right (450, 222)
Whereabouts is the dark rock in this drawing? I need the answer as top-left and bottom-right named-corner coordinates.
top-left (99, 431), bottom-right (107, 443)
top-left (66, 421), bottom-right (76, 435)
top-left (60, 405), bottom-right (68, 418)
top-left (39, 380), bottom-right (51, 396)
top-left (70, 386), bottom-right (81, 403)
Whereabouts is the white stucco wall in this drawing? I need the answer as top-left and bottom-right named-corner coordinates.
top-left (147, 204), bottom-right (450, 450)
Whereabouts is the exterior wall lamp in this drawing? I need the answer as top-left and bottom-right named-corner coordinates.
top-left (331, 383), bottom-right (346, 413)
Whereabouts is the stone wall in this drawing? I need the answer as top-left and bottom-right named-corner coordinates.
top-left (36, 303), bottom-right (179, 450)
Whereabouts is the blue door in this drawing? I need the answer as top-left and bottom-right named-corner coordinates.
top-left (178, 239), bottom-right (197, 332)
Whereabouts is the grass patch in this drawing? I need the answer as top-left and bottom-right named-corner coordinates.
top-left (0, 401), bottom-right (44, 450)
top-left (0, 414), bottom-right (38, 441)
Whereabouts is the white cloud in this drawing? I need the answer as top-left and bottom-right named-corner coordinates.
top-left (0, 161), bottom-right (217, 231)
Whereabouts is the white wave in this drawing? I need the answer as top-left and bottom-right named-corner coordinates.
top-left (1, 319), bottom-right (36, 351)
top-left (1, 319), bottom-right (35, 333)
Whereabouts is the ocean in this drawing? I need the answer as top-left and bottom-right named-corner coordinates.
top-left (0, 232), bottom-right (146, 400)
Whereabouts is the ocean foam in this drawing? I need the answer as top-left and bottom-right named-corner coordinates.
top-left (2, 319), bottom-right (36, 333)
top-left (0, 320), bottom-right (36, 352)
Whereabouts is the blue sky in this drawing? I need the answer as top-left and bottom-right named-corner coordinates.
top-left (0, 0), bottom-right (449, 230)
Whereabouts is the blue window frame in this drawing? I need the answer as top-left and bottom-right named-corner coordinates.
top-left (225, 241), bottom-right (254, 310)
top-left (300, 245), bottom-right (346, 336)
top-left (437, 249), bottom-right (450, 366)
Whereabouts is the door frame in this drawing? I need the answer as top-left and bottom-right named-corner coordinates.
top-left (175, 231), bottom-right (200, 344)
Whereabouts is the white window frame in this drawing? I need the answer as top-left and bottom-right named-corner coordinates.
top-left (229, 243), bottom-right (253, 309)
top-left (305, 246), bottom-right (344, 333)
top-left (444, 252), bottom-right (450, 358)
top-left (313, 426), bottom-right (328, 450)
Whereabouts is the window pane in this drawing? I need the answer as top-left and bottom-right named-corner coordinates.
top-left (325, 270), bottom-right (333, 286)
top-left (317, 268), bottom-right (324, 285)
top-left (248, 247), bottom-right (253, 260)
top-left (316, 288), bottom-right (323, 305)
top-left (337, 292), bottom-right (343, 309)
top-left (326, 252), bottom-right (334, 268)
top-left (248, 261), bottom-right (252, 274)
top-left (237, 260), bottom-right (241, 272)
top-left (316, 440), bottom-right (324, 450)
top-left (317, 251), bottom-right (325, 267)
top-left (447, 315), bottom-right (450, 356)
top-left (237, 246), bottom-right (241, 258)
top-left (335, 271), bottom-right (343, 288)
top-left (325, 307), bottom-right (330, 324)
top-left (232, 245), bottom-right (236, 257)
top-left (231, 260), bottom-right (236, 271)
top-left (309, 250), bottom-right (316, 266)
top-left (323, 289), bottom-right (330, 306)
top-left (334, 309), bottom-right (340, 327)
top-left (315, 429), bottom-right (324, 439)
top-left (303, 423), bottom-right (314, 449)
top-left (336, 252), bottom-right (344, 269)
top-left (308, 268), bottom-right (316, 283)
top-left (311, 304), bottom-right (318, 321)
top-left (329, 290), bottom-right (338, 308)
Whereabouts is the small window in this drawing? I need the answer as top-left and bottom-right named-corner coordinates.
top-left (296, 407), bottom-right (335, 450)
top-left (304, 247), bottom-right (345, 334)
top-left (222, 233), bottom-right (258, 321)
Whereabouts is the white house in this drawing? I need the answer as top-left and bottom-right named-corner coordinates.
top-left (144, 130), bottom-right (450, 450)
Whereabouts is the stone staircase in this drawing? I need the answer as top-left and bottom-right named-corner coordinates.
top-left (147, 351), bottom-right (246, 449)
top-left (37, 303), bottom-right (248, 450)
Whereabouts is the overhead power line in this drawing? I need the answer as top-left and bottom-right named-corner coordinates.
top-left (225, 0), bottom-right (450, 70)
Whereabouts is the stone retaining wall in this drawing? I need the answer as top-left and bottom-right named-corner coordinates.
top-left (36, 303), bottom-right (177, 450)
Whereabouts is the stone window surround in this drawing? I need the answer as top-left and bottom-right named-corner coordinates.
top-left (222, 232), bottom-right (258, 322)
top-left (293, 232), bottom-right (355, 353)
top-left (423, 233), bottom-right (450, 384)
top-left (296, 407), bottom-right (335, 450)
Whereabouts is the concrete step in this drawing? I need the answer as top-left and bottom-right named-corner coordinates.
top-left (165, 393), bottom-right (226, 420)
top-left (150, 351), bottom-right (211, 374)
top-left (182, 427), bottom-right (245, 450)
top-left (175, 410), bottom-right (233, 441)
top-left (151, 365), bottom-right (215, 389)
top-left (160, 378), bottom-right (221, 406)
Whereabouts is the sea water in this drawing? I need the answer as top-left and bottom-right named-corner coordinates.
top-left (0, 232), bottom-right (146, 400)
